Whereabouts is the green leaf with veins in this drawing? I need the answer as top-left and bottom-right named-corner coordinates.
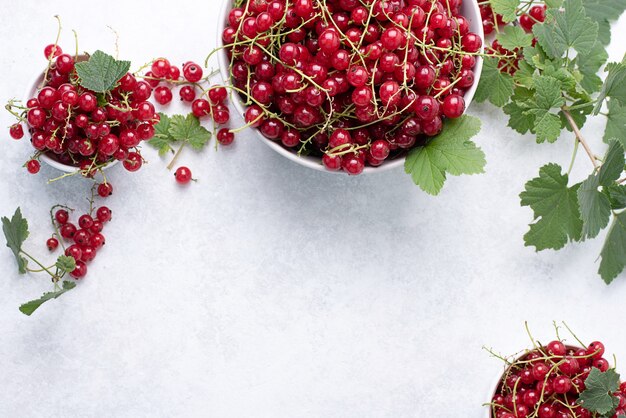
top-left (148, 113), bottom-right (175, 156)
top-left (598, 140), bottom-right (625, 186)
top-left (595, 61), bottom-right (626, 114)
top-left (520, 164), bottom-right (583, 250)
top-left (504, 101), bottom-right (535, 134)
top-left (489, 0), bottom-right (520, 23)
top-left (605, 184), bottom-right (626, 210)
top-left (74, 50), bottom-right (131, 93)
top-left (582, 0), bottom-right (626, 45)
top-left (523, 76), bottom-right (566, 143)
top-left (55, 255), bottom-right (76, 274)
top-left (578, 174), bottom-right (611, 240)
top-left (604, 100), bottom-right (626, 146)
top-left (514, 61), bottom-right (536, 89)
top-left (577, 42), bottom-right (609, 94)
top-left (578, 368), bottom-right (621, 414)
top-left (168, 114), bottom-right (212, 150)
top-left (533, 0), bottom-right (598, 59)
top-left (405, 115), bottom-right (484, 195)
top-left (18, 281), bottom-right (76, 316)
top-left (2, 207), bottom-right (29, 274)
top-left (474, 57), bottom-right (514, 107)
top-left (599, 211), bottom-right (626, 283)
top-left (561, 101), bottom-right (591, 133)
top-left (496, 26), bottom-right (533, 50)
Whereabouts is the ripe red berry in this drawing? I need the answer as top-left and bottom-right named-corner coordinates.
top-left (123, 152), bottom-right (143, 172)
top-left (587, 341), bottom-right (605, 359)
top-left (26, 160), bottom-right (40, 174)
top-left (151, 58), bottom-right (171, 78)
top-left (60, 223), bottom-right (77, 239)
top-left (70, 261), bottom-right (88, 279)
top-left (96, 206), bottom-right (112, 222)
top-left (192, 99), bottom-right (211, 117)
top-left (547, 341), bottom-right (566, 357)
top-left (217, 128), bottom-right (235, 145)
top-left (97, 183), bottom-right (113, 197)
top-left (154, 86), bottom-right (173, 105)
top-left (183, 62), bottom-right (203, 83)
top-left (44, 44), bottom-right (62, 59)
top-left (65, 244), bottom-right (82, 261)
top-left (552, 376), bottom-right (572, 394)
top-left (174, 166), bottom-right (193, 184)
top-left (10, 124), bottom-right (24, 139)
top-left (442, 94), bottom-right (466, 118)
top-left (208, 86), bottom-right (228, 104)
top-left (180, 85), bottom-right (196, 102)
top-left (46, 237), bottom-right (59, 251)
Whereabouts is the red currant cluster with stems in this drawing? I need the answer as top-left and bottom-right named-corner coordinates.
top-left (50, 202), bottom-right (112, 280)
top-left (220, 0), bottom-right (484, 175)
top-left (480, 2), bottom-right (547, 76)
top-left (6, 44), bottom-right (160, 179)
top-left (490, 340), bottom-right (626, 418)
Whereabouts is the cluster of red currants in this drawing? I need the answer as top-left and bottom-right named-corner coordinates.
top-left (491, 340), bottom-right (626, 418)
top-left (223, 0), bottom-right (482, 175)
top-left (9, 44), bottom-right (160, 176)
top-left (49, 206), bottom-right (112, 279)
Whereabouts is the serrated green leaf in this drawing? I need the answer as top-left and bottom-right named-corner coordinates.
top-left (489, 0), bottom-right (520, 22)
top-left (474, 57), bottom-right (515, 107)
top-left (595, 62), bottom-right (626, 114)
top-left (544, 65), bottom-right (577, 94)
top-left (533, 0), bottom-right (598, 59)
top-left (578, 174), bottom-right (611, 239)
top-left (520, 164), bottom-right (583, 250)
top-left (577, 42), bottom-right (609, 93)
top-left (524, 44), bottom-right (552, 70)
top-left (524, 76), bottom-right (565, 143)
top-left (148, 113), bottom-right (175, 156)
top-left (405, 115), bottom-right (484, 195)
top-left (579, 368), bottom-right (621, 413)
top-left (561, 101), bottom-right (591, 133)
top-left (599, 211), bottom-right (626, 283)
top-left (534, 76), bottom-right (566, 109)
top-left (582, 0), bottom-right (626, 45)
top-left (531, 111), bottom-right (563, 143)
top-left (55, 255), bottom-right (76, 274)
top-left (169, 114), bottom-right (211, 150)
top-left (545, 0), bottom-right (563, 6)
top-left (496, 26), bottom-right (533, 50)
top-left (605, 100), bottom-right (626, 145)
top-left (19, 281), bottom-right (76, 316)
top-left (599, 140), bottom-right (625, 186)
top-left (504, 101), bottom-right (535, 134)
top-left (514, 61), bottom-right (536, 89)
top-left (2, 207), bottom-right (29, 274)
top-left (74, 50), bottom-right (131, 93)
top-left (606, 184), bottom-right (626, 210)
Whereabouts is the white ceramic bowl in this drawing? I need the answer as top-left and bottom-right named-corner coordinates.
top-left (24, 56), bottom-right (118, 173)
top-left (217, 0), bottom-right (484, 174)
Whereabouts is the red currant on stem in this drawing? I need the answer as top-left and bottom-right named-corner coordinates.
top-left (174, 166), bottom-right (193, 184)
top-left (10, 123), bottom-right (24, 140)
top-left (46, 237), bottom-right (59, 251)
top-left (217, 128), bottom-right (235, 145)
top-left (97, 182), bottom-right (113, 197)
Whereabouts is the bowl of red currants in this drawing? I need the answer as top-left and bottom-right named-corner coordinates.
top-left (217, 0), bottom-right (484, 175)
top-left (487, 340), bottom-right (626, 418)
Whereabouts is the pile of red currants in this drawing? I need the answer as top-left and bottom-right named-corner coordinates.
top-left (490, 340), bottom-right (626, 418)
top-left (222, 0), bottom-right (482, 175)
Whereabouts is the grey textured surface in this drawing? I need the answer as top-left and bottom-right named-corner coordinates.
top-left (0, 1), bottom-right (625, 417)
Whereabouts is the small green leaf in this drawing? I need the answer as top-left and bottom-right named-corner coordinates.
top-left (148, 113), bottom-right (175, 156)
top-left (599, 140), bottom-right (625, 186)
top-left (595, 61), bottom-right (626, 114)
top-left (520, 164), bottom-right (583, 250)
top-left (18, 281), bottom-right (76, 316)
top-left (504, 101), bottom-right (535, 134)
top-left (405, 115), bottom-right (484, 195)
top-left (489, 0), bottom-right (520, 23)
top-left (496, 26), bottom-right (533, 50)
top-left (55, 255), bottom-right (76, 274)
top-left (578, 368), bottom-right (621, 414)
top-left (168, 114), bottom-right (212, 150)
top-left (605, 100), bottom-right (626, 146)
top-left (514, 61), bottom-right (536, 89)
top-left (533, 0), bottom-right (598, 59)
top-left (531, 111), bottom-right (563, 143)
top-left (524, 76), bottom-right (565, 143)
top-left (577, 42), bottom-right (609, 94)
top-left (534, 76), bottom-right (566, 110)
top-left (74, 50), bottom-right (131, 93)
top-left (605, 184), bottom-right (626, 209)
top-left (582, 0), bottom-right (626, 45)
top-left (599, 211), bottom-right (626, 283)
top-left (2, 207), bottom-right (29, 274)
top-left (474, 57), bottom-right (514, 107)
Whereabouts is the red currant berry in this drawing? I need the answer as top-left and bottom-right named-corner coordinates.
top-left (10, 123), bottom-right (24, 139)
top-left (180, 85), bottom-right (196, 102)
top-left (192, 99), bottom-right (212, 117)
top-left (151, 58), bottom-right (171, 78)
top-left (123, 152), bottom-right (143, 172)
top-left (78, 214), bottom-right (94, 230)
top-left (46, 237), bottom-right (59, 251)
top-left (55, 209), bottom-right (69, 225)
top-left (44, 44), bottom-right (62, 59)
top-left (55, 54), bottom-right (75, 74)
top-left (208, 86), bottom-right (228, 104)
top-left (442, 94), bottom-right (465, 118)
top-left (183, 62), bottom-right (204, 83)
top-left (587, 341), bottom-right (605, 359)
top-left (547, 341), bottom-right (566, 357)
top-left (26, 159), bottom-right (40, 174)
top-left (552, 376), bottom-right (572, 394)
top-left (217, 128), bottom-right (235, 145)
top-left (65, 244), bottom-right (82, 261)
top-left (96, 206), bottom-right (112, 222)
top-left (70, 261), bottom-right (87, 279)
top-left (154, 86), bottom-right (173, 105)
top-left (97, 183), bottom-right (113, 197)
top-left (174, 166), bottom-right (193, 184)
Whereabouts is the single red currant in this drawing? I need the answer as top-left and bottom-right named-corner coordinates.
top-left (46, 237), bottom-right (59, 251)
top-left (174, 166), bottom-right (193, 184)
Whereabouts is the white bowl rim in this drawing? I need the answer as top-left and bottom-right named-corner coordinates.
top-left (216, 0), bottom-right (485, 175)
top-left (23, 56), bottom-right (119, 174)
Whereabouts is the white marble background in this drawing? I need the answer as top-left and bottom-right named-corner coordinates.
top-left (0, 1), bottom-right (625, 417)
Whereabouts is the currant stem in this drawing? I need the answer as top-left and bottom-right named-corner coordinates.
top-left (20, 250), bottom-right (58, 278)
top-left (167, 142), bottom-right (186, 170)
top-left (562, 109), bottom-right (598, 169)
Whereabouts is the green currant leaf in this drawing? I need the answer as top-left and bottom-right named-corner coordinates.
top-left (599, 140), bottom-right (625, 186)
top-left (405, 115), bottom-right (484, 195)
top-left (504, 101), bottom-right (535, 134)
top-left (74, 50), bottom-right (131, 93)
top-left (168, 113), bottom-right (211, 150)
top-left (582, 0), bottom-right (626, 45)
top-left (605, 100), bottom-right (626, 146)
top-left (520, 164), bottom-right (583, 251)
top-left (605, 184), bottom-right (626, 210)
top-left (599, 211), bottom-right (626, 283)
top-left (560, 101), bottom-right (591, 133)
top-left (595, 61), bottom-right (626, 114)
top-left (578, 174), bottom-right (612, 240)
top-left (18, 281), bottom-right (76, 316)
top-left (579, 368), bottom-right (621, 413)
top-left (489, 0), bottom-right (521, 23)
top-left (577, 42), bottom-right (609, 94)
top-left (523, 76), bottom-right (566, 143)
top-left (533, 0), bottom-right (598, 59)
top-left (513, 60), bottom-right (536, 89)
top-left (496, 26), bottom-right (533, 51)
top-left (148, 113), bottom-right (175, 156)
top-left (530, 111), bottom-right (563, 143)
top-left (2, 207), bottom-right (29, 274)
top-left (55, 255), bottom-right (76, 274)
top-left (474, 57), bottom-right (514, 107)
